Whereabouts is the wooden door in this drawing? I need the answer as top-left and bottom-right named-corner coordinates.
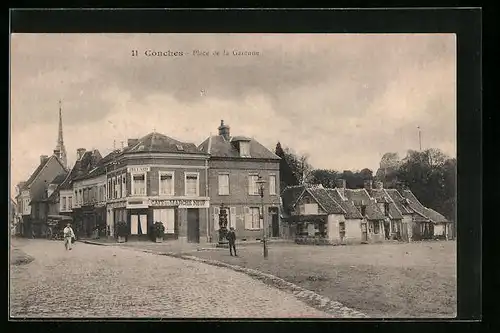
top-left (187, 209), bottom-right (200, 243)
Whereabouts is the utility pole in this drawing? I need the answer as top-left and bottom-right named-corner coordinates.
top-left (417, 126), bottom-right (422, 151)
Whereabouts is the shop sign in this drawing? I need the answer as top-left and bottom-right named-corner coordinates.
top-left (126, 200), bottom-right (149, 209)
top-left (127, 166), bottom-right (150, 173)
top-left (149, 199), bottom-right (209, 208)
top-left (108, 201), bottom-right (127, 209)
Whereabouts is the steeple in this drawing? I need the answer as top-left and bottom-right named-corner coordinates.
top-left (53, 100), bottom-right (67, 168)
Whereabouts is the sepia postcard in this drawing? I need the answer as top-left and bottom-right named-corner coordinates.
top-left (9, 22), bottom-right (466, 320)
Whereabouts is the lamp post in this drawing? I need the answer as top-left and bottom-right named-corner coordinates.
top-left (217, 203), bottom-right (229, 247)
top-left (255, 176), bottom-right (268, 258)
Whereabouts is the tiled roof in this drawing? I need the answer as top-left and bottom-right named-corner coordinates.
top-left (59, 150), bottom-right (101, 189)
top-left (308, 187), bottom-right (345, 215)
top-left (198, 135), bottom-right (280, 160)
top-left (326, 189), bottom-right (363, 219)
top-left (50, 173), bottom-right (68, 185)
top-left (385, 189), bottom-right (414, 215)
top-left (20, 155), bottom-right (65, 190)
top-left (127, 132), bottom-right (204, 155)
top-left (371, 189), bottom-right (403, 219)
top-left (344, 189), bottom-right (386, 220)
top-left (401, 190), bottom-right (449, 223)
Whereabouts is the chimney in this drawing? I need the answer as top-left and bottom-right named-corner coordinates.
top-left (374, 181), bottom-right (384, 189)
top-left (128, 138), bottom-right (139, 147)
top-left (76, 148), bottom-right (86, 160)
top-left (53, 149), bottom-right (60, 157)
top-left (335, 179), bottom-right (346, 189)
top-left (40, 155), bottom-right (49, 164)
top-left (384, 202), bottom-right (390, 216)
top-left (218, 120), bottom-right (230, 141)
top-left (361, 200), bottom-right (367, 217)
top-left (364, 180), bottom-right (373, 193)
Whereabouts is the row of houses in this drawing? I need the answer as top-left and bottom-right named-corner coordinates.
top-left (281, 179), bottom-right (452, 245)
top-left (14, 118), bottom-right (282, 243)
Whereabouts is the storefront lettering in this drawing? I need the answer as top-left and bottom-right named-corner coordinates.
top-left (127, 166), bottom-right (151, 173)
top-left (150, 199), bottom-right (208, 208)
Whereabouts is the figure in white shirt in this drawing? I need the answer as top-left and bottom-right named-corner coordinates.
top-left (63, 223), bottom-right (75, 251)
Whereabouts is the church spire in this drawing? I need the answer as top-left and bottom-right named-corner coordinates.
top-left (54, 99), bottom-right (67, 168)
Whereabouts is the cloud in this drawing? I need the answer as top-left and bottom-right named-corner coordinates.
top-left (10, 33), bottom-right (456, 195)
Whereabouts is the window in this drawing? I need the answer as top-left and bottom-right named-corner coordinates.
top-left (184, 172), bottom-right (199, 197)
top-left (218, 174), bottom-right (229, 195)
top-left (132, 173), bottom-right (146, 196)
top-left (117, 175), bottom-right (122, 198)
top-left (248, 175), bottom-right (260, 195)
top-left (153, 208), bottom-right (175, 234)
top-left (68, 196), bottom-right (72, 209)
top-left (373, 221), bottom-right (380, 234)
top-left (303, 203), bottom-right (319, 215)
top-left (79, 189), bottom-right (82, 205)
top-left (339, 221), bottom-right (346, 238)
top-left (269, 175), bottom-right (276, 195)
top-left (239, 141), bottom-right (250, 157)
top-left (245, 207), bottom-right (262, 230)
top-left (61, 196), bottom-right (66, 211)
top-left (122, 175), bottom-right (127, 197)
top-left (107, 180), bottom-right (112, 199)
top-left (113, 177), bottom-right (118, 199)
top-left (159, 172), bottom-right (174, 196)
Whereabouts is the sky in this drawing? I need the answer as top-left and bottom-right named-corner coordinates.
top-left (10, 33), bottom-right (456, 195)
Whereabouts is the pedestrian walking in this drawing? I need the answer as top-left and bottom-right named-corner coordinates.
top-left (226, 227), bottom-right (237, 256)
top-left (63, 223), bottom-right (75, 251)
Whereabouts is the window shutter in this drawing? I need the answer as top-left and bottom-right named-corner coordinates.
top-left (259, 206), bottom-right (264, 229)
top-left (248, 176), bottom-right (253, 195)
top-left (244, 206), bottom-right (251, 229)
top-left (230, 207), bottom-right (236, 229)
top-left (214, 206), bottom-right (220, 230)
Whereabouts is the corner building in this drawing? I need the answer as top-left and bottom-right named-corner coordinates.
top-left (106, 132), bottom-right (210, 243)
top-left (199, 121), bottom-right (281, 242)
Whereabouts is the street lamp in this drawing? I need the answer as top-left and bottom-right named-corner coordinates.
top-left (255, 176), bottom-right (268, 258)
top-left (218, 203), bottom-right (229, 247)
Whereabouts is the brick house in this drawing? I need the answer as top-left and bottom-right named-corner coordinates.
top-left (198, 121), bottom-right (281, 242)
top-left (105, 132), bottom-right (210, 243)
top-left (15, 154), bottom-right (68, 237)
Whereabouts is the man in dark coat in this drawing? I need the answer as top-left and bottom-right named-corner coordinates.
top-left (226, 227), bottom-right (237, 256)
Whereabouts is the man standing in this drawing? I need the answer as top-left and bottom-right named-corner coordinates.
top-left (63, 223), bottom-right (75, 251)
top-left (226, 227), bottom-right (237, 256)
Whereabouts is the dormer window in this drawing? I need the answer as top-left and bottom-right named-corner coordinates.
top-left (239, 141), bottom-right (250, 157)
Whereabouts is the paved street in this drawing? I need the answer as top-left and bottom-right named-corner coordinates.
top-left (10, 239), bottom-right (331, 318)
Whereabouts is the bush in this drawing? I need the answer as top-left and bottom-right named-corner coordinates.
top-left (153, 221), bottom-right (165, 238)
top-left (115, 221), bottom-right (129, 237)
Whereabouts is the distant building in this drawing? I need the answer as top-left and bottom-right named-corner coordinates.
top-left (198, 120), bottom-right (281, 242)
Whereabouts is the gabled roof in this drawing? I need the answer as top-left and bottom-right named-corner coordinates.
top-left (280, 184), bottom-right (345, 215)
top-left (344, 189), bottom-right (386, 221)
top-left (308, 187), bottom-right (345, 215)
top-left (326, 189), bottom-right (363, 219)
top-left (385, 189), bottom-right (414, 215)
top-left (50, 173), bottom-right (68, 185)
top-left (20, 155), bottom-right (66, 190)
top-left (127, 132), bottom-right (204, 155)
top-left (198, 135), bottom-right (280, 160)
top-left (401, 190), bottom-right (449, 223)
top-left (59, 150), bottom-right (101, 189)
top-left (371, 189), bottom-right (404, 219)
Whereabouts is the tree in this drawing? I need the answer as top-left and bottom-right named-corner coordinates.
top-left (309, 169), bottom-right (338, 188)
top-left (280, 145), bottom-right (313, 185)
top-left (375, 152), bottom-right (401, 188)
top-left (275, 142), bottom-right (299, 190)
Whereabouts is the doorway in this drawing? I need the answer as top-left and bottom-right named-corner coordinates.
top-left (361, 222), bottom-right (368, 243)
top-left (269, 207), bottom-right (280, 238)
top-left (187, 209), bottom-right (200, 243)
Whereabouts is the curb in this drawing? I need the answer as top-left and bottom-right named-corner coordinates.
top-left (83, 241), bottom-right (368, 318)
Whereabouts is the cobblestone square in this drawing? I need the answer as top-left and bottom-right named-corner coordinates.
top-left (9, 239), bottom-right (332, 318)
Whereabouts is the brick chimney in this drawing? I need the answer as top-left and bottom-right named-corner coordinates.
top-left (127, 138), bottom-right (139, 147)
top-left (360, 199), bottom-right (367, 217)
top-left (218, 120), bottom-right (230, 141)
top-left (374, 181), bottom-right (384, 189)
top-left (76, 148), bottom-right (86, 160)
top-left (336, 179), bottom-right (346, 196)
top-left (40, 155), bottom-right (49, 164)
top-left (364, 180), bottom-right (373, 194)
